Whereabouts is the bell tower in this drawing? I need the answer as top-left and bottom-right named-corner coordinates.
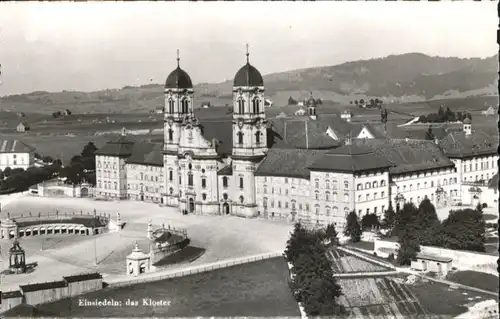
top-left (230, 45), bottom-right (267, 218)
top-left (163, 50), bottom-right (194, 207)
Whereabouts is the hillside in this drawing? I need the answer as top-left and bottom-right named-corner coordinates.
top-left (0, 53), bottom-right (497, 114)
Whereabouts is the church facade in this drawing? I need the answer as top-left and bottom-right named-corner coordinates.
top-left (95, 50), bottom-right (498, 230)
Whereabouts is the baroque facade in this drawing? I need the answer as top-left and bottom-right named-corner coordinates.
top-left (95, 50), bottom-right (499, 230)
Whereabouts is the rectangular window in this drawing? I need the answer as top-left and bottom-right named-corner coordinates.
top-left (201, 178), bottom-right (206, 188)
top-left (169, 171), bottom-right (173, 181)
top-left (239, 177), bottom-right (244, 189)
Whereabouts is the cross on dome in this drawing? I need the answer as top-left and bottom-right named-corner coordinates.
top-left (177, 49), bottom-right (180, 68)
top-left (246, 43), bottom-right (250, 64)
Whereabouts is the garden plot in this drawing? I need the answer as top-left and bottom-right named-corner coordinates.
top-left (338, 276), bottom-right (429, 318)
top-left (327, 248), bottom-right (391, 273)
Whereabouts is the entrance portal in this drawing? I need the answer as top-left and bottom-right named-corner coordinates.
top-left (223, 202), bottom-right (230, 215)
top-left (189, 198), bottom-right (195, 213)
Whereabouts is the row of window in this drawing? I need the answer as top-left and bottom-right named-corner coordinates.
top-left (262, 176), bottom-right (308, 185)
top-left (314, 191), bottom-right (350, 202)
top-left (356, 180), bottom-right (387, 190)
top-left (463, 173), bottom-right (492, 182)
top-left (397, 178), bottom-right (457, 193)
top-left (315, 179), bottom-right (350, 190)
top-left (236, 98), bottom-right (262, 114)
top-left (463, 161), bottom-right (496, 172)
top-left (236, 131), bottom-right (263, 144)
top-left (167, 98), bottom-right (190, 114)
top-left (357, 191), bottom-right (386, 202)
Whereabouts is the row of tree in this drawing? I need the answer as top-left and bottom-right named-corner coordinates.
top-left (351, 98), bottom-right (384, 109)
top-left (58, 142), bottom-right (97, 185)
top-left (342, 198), bottom-right (486, 266)
top-left (288, 96), bottom-right (323, 106)
top-left (419, 105), bottom-right (472, 123)
top-left (0, 164), bottom-right (61, 194)
top-left (390, 199), bottom-right (486, 265)
top-left (284, 223), bottom-right (345, 316)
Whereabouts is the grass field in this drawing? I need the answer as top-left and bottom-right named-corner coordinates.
top-left (446, 271), bottom-right (499, 293)
top-left (36, 257), bottom-right (300, 317)
top-left (408, 279), bottom-right (493, 317)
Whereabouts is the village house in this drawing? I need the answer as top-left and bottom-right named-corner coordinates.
top-left (0, 140), bottom-right (36, 171)
top-left (16, 122), bottom-right (29, 133)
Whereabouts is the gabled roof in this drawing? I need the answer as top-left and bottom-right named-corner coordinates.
top-left (308, 145), bottom-right (392, 173)
top-left (255, 148), bottom-right (329, 179)
top-left (268, 115), bottom-right (352, 150)
top-left (439, 129), bottom-right (497, 158)
top-left (126, 142), bottom-right (163, 166)
top-left (0, 140), bottom-right (36, 153)
top-left (199, 119), bottom-right (234, 156)
top-left (355, 139), bottom-right (454, 174)
top-left (217, 165), bottom-right (233, 176)
top-left (95, 135), bottom-right (135, 157)
top-left (20, 280), bottom-right (68, 292)
top-left (63, 272), bottom-right (103, 283)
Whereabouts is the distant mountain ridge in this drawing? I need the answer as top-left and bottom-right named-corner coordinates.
top-left (1, 52), bottom-right (497, 113)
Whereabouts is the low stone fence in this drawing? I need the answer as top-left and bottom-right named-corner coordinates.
top-left (108, 251), bottom-right (283, 288)
top-left (374, 239), bottom-right (498, 274)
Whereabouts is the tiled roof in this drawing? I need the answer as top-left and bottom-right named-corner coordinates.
top-left (439, 129), bottom-right (498, 158)
top-left (126, 142), bottom-right (163, 166)
top-left (355, 139), bottom-right (454, 174)
top-left (0, 140), bottom-right (36, 153)
top-left (20, 280), bottom-right (68, 292)
top-left (351, 122), bottom-right (409, 140)
top-left (255, 148), bottom-right (329, 179)
top-left (63, 272), bottom-right (103, 283)
top-left (198, 119), bottom-right (233, 156)
top-left (268, 115), bottom-right (352, 150)
top-left (2, 290), bottom-right (23, 299)
top-left (308, 145), bottom-right (392, 173)
top-left (217, 165), bottom-right (233, 176)
top-left (95, 135), bottom-right (135, 157)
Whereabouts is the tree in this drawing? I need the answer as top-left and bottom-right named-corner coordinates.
top-left (81, 142), bottom-right (97, 159)
top-left (344, 211), bottom-right (362, 242)
top-left (425, 126), bottom-right (435, 141)
top-left (397, 232), bottom-right (420, 265)
top-left (441, 208), bottom-right (486, 252)
top-left (369, 99), bottom-right (375, 107)
top-left (288, 96), bottom-right (298, 105)
top-left (324, 223), bottom-right (338, 245)
top-left (3, 167), bottom-right (12, 178)
top-left (361, 213), bottom-right (380, 231)
top-left (359, 99), bottom-right (365, 106)
top-left (354, 100), bottom-right (358, 106)
top-left (416, 198), bottom-right (442, 246)
top-left (381, 204), bottom-right (397, 235)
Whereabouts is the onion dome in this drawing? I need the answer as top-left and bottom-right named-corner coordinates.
top-left (306, 92), bottom-right (317, 107)
top-left (165, 50), bottom-right (193, 89)
top-left (233, 45), bottom-right (264, 87)
top-left (463, 118), bottom-right (471, 124)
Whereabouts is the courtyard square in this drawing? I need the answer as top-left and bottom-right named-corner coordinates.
top-left (0, 193), bottom-right (293, 291)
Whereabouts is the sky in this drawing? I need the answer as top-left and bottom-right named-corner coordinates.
top-left (0, 1), bottom-right (497, 96)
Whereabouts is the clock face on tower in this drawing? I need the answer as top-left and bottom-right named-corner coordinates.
top-left (238, 119), bottom-right (244, 129)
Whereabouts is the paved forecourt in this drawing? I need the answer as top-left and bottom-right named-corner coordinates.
top-left (0, 194), bottom-right (293, 291)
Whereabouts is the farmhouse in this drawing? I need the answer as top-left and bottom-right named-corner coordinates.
top-left (94, 49), bottom-right (499, 231)
top-left (0, 139), bottom-right (36, 171)
top-left (16, 122), bottom-right (29, 132)
top-left (481, 105), bottom-right (495, 115)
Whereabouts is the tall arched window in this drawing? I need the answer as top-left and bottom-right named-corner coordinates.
top-left (239, 177), bottom-right (244, 189)
top-left (222, 176), bottom-right (228, 188)
top-left (237, 131), bottom-right (244, 144)
top-left (252, 98), bottom-right (260, 114)
top-left (255, 131), bottom-right (260, 144)
top-left (238, 99), bottom-right (245, 114)
top-left (239, 196), bottom-right (244, 204)
top-left (168, 169), bottom-right (173, 181)
top-left (168, 129), bottom-right (173, 141)
top-left (325, 191), bottom-right (330, 201)
top-left (188, 172), bottom-right (193, 186)
top-left (181, 99), bottom-right (189, 113)
top-left (333, 192), bottom-right (338, 201)
top-left (168, 99), bottom-right (175, 113)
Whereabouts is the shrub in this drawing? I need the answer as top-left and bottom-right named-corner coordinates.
top-left (373, 252), bottom-right (378, 257)
top-left (482, 203), bottom-right (488, 208)
top-left (388, 253), bottom-right (395, 261)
